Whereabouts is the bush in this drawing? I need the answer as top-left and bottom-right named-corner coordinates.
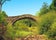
top-left (38, 11), bottom-right (56, 34)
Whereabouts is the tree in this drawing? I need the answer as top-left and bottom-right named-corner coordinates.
top-left (0, 11), bottom-right (8, 40)
top-left (38, 2), bottom-right (48, 16)
top-left (0, 11), bottom-right (8, 24)
top-left (46, 20), bottom-right (56, 40)
top-left (49, 0), bottom-right (56, 10)
top-left (39, 11), bottom-right (56, 34)
top-left (0, 0), bottom-right (10, 12)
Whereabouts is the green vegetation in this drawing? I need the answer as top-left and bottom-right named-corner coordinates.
top-left (5, 19), bottom-right (39, 40)
top-left (38, 2), bottom-right (48, 16)
top-left (49, 0), bottom-right (56, 10)
top-left (0, 11), bottom-right (8, 40)
top-left (0, 0), bottom-right (56, 40)
top-left (36, 0), bottom-right (56, 40)
top-left (0, 11), bottom-right (7, 24)
top-left (38, 11), bottom-right (56, 40)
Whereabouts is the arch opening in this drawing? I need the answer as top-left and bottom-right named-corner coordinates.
top-left (13, 18), bottom-right (37, 28)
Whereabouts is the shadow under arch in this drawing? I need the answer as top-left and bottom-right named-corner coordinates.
top-left (0, 36), bottom-right (5, 40)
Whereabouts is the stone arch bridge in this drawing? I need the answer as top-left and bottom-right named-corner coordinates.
top-left (6, 14), bottom-right (37, 25)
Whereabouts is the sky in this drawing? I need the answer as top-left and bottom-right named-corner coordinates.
top-left (2, 0), bottom-right (52, 16)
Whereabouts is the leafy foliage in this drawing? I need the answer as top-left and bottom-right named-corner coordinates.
top-left (49, 0), bottom-right (56, 10)
top-left (46, 19), bottom-right (56, 39)
top-left (36, 1), bottom-right (56, 39)
top-left (5, 24), bottom-right (15, 40)
top-left (38, 2), bottom-right (48, 16)
top-left (5, 19), bottom-right (39, 40)
top-left (14, 19), bottom-right (38, 31)
top-left (14, 19), bottom-right (39, 33)
top-left (38, 11), bottom-right (56, 34)
top-left (0, 11), bottom-right (8, 40)
top-left (0, 11), bottom-right (8, 25)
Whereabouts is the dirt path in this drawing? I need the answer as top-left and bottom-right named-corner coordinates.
top-left (15, 35), bottom-right (48, 40)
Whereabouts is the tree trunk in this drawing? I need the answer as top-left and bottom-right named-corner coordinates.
top-left (0, 0), bottom-right (2, 13)
top-left (0, 4), bottom-right (2, 12)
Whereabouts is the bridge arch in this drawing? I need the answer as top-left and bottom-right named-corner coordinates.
top-left (6, 14), bottom-right (37, 25)
top-left (12, 17), bottom-right (37, 25)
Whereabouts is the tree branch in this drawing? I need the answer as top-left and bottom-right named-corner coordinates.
top-left (2, 0), bottom-right (7, 5)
